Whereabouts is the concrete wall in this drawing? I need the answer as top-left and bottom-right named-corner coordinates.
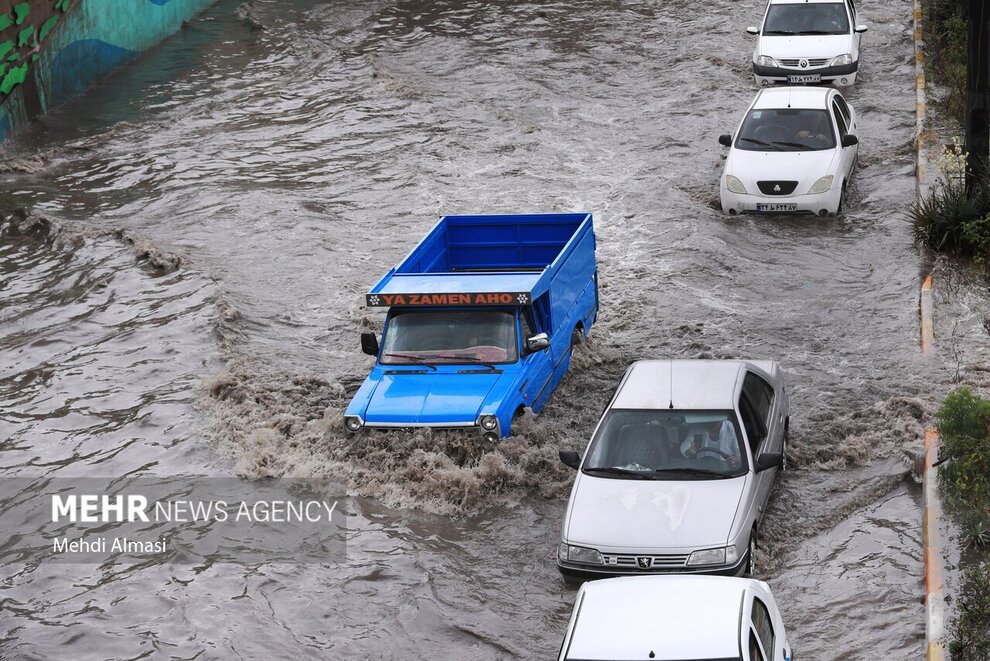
top-left (0, 0), bottom-right (216, 142)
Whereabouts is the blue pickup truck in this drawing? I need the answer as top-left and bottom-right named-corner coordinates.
top-left (344, 213), bottom-right (600, 441)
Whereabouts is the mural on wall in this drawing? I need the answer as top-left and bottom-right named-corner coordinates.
top-left (0, 0), bottom-right (75, 137)
top-left (0, 0), bottom-right (216, 143)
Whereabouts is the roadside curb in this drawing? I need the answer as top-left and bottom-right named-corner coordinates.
top-left (923, 429), bottom-right (946, 661)
top-left (913, 0), bottom-right (934, 202)
top-left (921, 274), bottom-right (935, 353)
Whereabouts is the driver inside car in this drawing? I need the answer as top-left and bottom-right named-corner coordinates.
top-left (680, 421), bottom-right (742, 468)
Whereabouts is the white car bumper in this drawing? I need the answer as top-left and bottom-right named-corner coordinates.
top-left (720, 186), bottom-right (843, 216)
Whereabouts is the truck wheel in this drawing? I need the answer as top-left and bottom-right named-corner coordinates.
top-left (570, 327), bottom-right (585, 349)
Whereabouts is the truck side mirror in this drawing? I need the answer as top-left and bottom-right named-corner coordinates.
top-left (360, 332), bottom-right (379, 356)
top-left (745, 26), bottom-right (759, 35)
top-left (718, 134), bottom-right (732, 147)
top-left (755, 452), bottom-right (783, 473)
top-left (525, 332), bottom-right (550, 353)
top-left (559, 450), bottom-right (581, 470)
top-left (841, 134), bottom-right (858, 147)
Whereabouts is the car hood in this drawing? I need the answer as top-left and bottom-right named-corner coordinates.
top-left (362, 371), bottom-right (500, 424)
top-left (727, 147), bottom-right (837, 190)
top-left (565, 475), bottom-right (748, 551)
top-left (758, 34), bottom-right (854, 60)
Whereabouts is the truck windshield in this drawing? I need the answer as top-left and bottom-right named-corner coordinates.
top-left (380, 310), bottom-right (518, 365)
top-left (583, 409), bottom-right (748, 478)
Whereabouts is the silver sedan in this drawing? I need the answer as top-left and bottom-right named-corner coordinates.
top-left (557, 359), bottom-right (789, 579)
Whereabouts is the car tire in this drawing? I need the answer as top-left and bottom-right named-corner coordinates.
top-left (746, 530), bottom-right (758, 576)
top-left (782, 428), bottom-right (789, 471)
top-left (837, 181), bottom-right (846, 215)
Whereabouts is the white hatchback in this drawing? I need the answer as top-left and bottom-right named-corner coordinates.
top-left (748, 0), bottom-right (867, 87)
top-left (557, 575), bottom-right (793, 661)
top-left (719, 86), bottom-right (858, 217)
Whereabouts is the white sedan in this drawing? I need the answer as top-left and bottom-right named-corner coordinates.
top-left (719, 86), bottom-right (858, 217)
top-left (557, 575), bottom-right (793, 661)
top-left (747, 0), bottom-right (867, 88)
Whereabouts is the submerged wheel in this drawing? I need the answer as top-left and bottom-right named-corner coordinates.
top-left (837, 181), bottom-right (846, 215)
top-left (746, 531), bottom-right (758, 576)
top-left (570, 327), bottom-right (585, 348)
top-left (781, 428), bottom-right (789, 471)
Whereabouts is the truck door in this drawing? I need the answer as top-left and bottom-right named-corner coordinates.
top-left (520, 307), bottom-right (554, 412)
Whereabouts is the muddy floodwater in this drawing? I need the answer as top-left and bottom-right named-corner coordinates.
top-left (3, 0), bottom-right (990, 659)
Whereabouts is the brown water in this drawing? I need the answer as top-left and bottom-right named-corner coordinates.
top-left (3, 0), bottom-right (990, 658)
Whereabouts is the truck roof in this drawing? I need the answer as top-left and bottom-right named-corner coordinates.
top-left (365, 213), bottom-right (593, 308)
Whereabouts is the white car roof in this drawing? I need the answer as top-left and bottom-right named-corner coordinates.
top-left (564, 575), bottom-right (753, 660)
top-left (752, 86), bottom-right (832, 111)
top-left (612, 360), bottom-right (768, 410)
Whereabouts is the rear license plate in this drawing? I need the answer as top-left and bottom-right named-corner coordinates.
top-left (787, 74), bottom-right (821, 83)
top-left (756, 203), bottom-right (798, 212)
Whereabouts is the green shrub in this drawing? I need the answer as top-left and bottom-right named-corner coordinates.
top-left (936, 388), bottom-right (990, 542)
top-left (911, 176), bottom-right (990, 258)
top-left (948, 561), bottom-right (990, 661)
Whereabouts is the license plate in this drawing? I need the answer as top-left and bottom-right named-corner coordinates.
top-left (787, 74), bottom-right (821, 83)
top-left (756, 203), bottom-right (798, 212)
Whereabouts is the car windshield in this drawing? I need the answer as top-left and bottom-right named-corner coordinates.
top-left (763, 2), bottom-right (850, 35)
top-left (735, 108), bottom-right (836, 151)
top-left (582, 409), bottom-right (748, 479)
top-left (380, 309), bottom-right (518, 364)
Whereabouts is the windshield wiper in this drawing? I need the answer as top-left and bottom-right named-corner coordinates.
top-left (583, 466), bottom-right (650, 479)
top-left (762, 30), bottom-right (795, 35)
top-left (738, 137), bottom-right (780, 150)
top-left (795, 30), bottom-right (838, 35)
top-left (768, 140), bottom-right (811, 150)
top-left (383, 353), bottom-right (438, 370)
top-left (653, 467), bottom-right (731, 479)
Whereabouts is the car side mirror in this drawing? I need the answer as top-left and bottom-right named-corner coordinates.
top-left (841, 134), bottom-right (859, 147)
top-left (755, 452), bottom-right (783, 473)
top-left (525, 332), bottom-right (550, 353)
top-left (360, 332), bottom-right (379, 356)
top-left (854, 24), bottom-right (868, 33)
top-left (559, 450), bottom-right (581, 470)
top-left (746, 26), bottom-right (759, 35)
top-left (718, 134), bottom-right (732, 147)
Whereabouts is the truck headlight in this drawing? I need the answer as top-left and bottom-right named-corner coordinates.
top-left (830, 53), bottom-right (853, 66)
top-left (479, 415), bottom-right (498, 431)
top-left (725, 175), bottom-right (747, 194)
top-left (808, 175), bottom-right (833, 194)
top-left (687, 547), bottom-right (727, 566)
top-left (559, 543), bottom-right (603, 565)
top-left (344, 416), bottom-right (363, 432)
top-left (756, 55), bottom-right (778, 67)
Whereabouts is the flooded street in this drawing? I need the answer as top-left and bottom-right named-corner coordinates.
top-left (3, 0), bottom-right (990, 658)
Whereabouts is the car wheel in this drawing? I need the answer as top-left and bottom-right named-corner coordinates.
top-left (782, 429), bottom-right (789, 471)
top-left (746, 531), bottom-right (758, 576)
top-left (837, 181), bottom-right (846, 215)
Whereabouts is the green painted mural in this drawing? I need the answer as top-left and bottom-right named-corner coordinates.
top-left (0, 0), bottom-right (217, 143)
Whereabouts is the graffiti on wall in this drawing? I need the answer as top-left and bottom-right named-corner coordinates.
top-left (0, 0), bottom-right (75, 99)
